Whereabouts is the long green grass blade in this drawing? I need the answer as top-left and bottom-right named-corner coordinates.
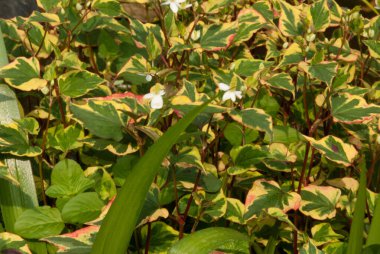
top-left (0, 27), bottom-right (38, 232)
top-left (347, 167), bottom-right (367, 254)
top-left (91, 100), bottom-right (210, 254)
top-left (366, 195), bottom-right (380, 246)
top-left (168, 227), bottom-right (250, 254)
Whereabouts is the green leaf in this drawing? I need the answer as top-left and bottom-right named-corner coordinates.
top-left (92, 0), bottom-right (121, 16)
top-left (278, 43), bottom-right (303, 66)
top-left (0, 165), bottom-right (19, 185)
top-left (70, 100), bottom-right (125, 141)
top-left (178, 190), bottom-right (227, 223)
top-left (299, 241), bottom-right (324, 254)
top-left (304, 135), bottom-right (358, 167)
top-left (0, 121), bottom-right (42, 157)
top-left (0, 57), bottom-right (47, 91)
top-left (45, 159), bottom-right (94, 198)
top-left (230, 144), bottom-right (267, 168)
top-left (225, 198), bottom-right (246, 224)
top-left (300, 185), bottom-right (341, 220)
top-left (200, 23), bottom-right (236, 51)
top-left (308, 0), bottom-right (330, 32)
top-left (14, 206), bottom-right (64, 239)
top-left (224, 122), bottom-right (259, 146)
top-left (278, 0), bottom-right (303, 37)
top-left (229, 108), bottom-right (273, 136)
top-left (47, 125), bottom-right (84, 152)
top-left (140, 222), bottom-right (179, 254)
top-left (62, 192), bottom-right (104, 224)
top-left (363, 40), bottom-right (380, 59)
top-left (263, 73), bottom-right (295, 98)
top-left (367, 194), bottom-right (380, 246)
top-left (264, 125), bottom-right (304, 144)
top-left (347, 165), bottom-right (367, 254)
top-left (58, 70), bottom-right (105, 98)
top-left (234, 8), bottom-right (266, 44)
top-left (311, 223), bottom-right (343, 246)
top-left (331, 93), bottom-right (380, 124)
top-left (91, 100), bottom-right (210, 254)
top-left (299, 61), bottom-right (338, 85)
top-left (263, 143), bottom-right (297, 172)
top-left (244, 180), bottom-right (301, 220)
top-left (168, 227), bottom-right (249, 254)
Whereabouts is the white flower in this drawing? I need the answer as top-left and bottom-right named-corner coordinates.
top-left (218, 83), bottom-right (243, 102)
top-left (161, 0), bottom-right (190, 13)
top-left (144, 89), bottom-right (165, 109)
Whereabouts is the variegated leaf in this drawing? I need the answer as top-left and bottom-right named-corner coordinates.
top-left (0, 232), bottom-right (32, 254)
top-left (304, 135), bottom-right (357, 167)
top-left (278, 0), bottom-right (303, 37)
top-left (300, 185), bottom-right (341, 220)
top-left (225, 198), bottom-right (246, 225)
top-left (311, 223), bottom-right (344, 246)
top-left (262, 73), bottom-right (295, 98)
top-left (234, 8), bottom-right (266, 44)
top-left (244, 179), bottom-right (301, 220)
top-left (299, 61), bottom-right (338, 85)
top-left (199, 23), bottom-right (236, 51)
top-left (308, 0), bottom-right (330, 32)
top-left (0, 57), bottom-right (47, 91)
top-left (229, 108), bottom-right (273, 136)
top-left (363, 40), bottom-right (380, 59)
top-left (331, 93), bottom-right (380, 124)
top-left (43, 225), bottom-right (99, 253)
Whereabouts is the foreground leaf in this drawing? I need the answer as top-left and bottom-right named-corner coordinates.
top-left (70, 100), bottom-right (125, 141)
top-left (300, 185), bottom-right (341, 220)
top-left (168, 227), bottom-right (249, 254)
top-left (91, 100), bottom-right (210, 254)
top-left (14, 206), bottom-right (65, 239)
top-left (0, 57), bottom-right (47, 91)
top-left (58, 70), bottom-right (105, 98)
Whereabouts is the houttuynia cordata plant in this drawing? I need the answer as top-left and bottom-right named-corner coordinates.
top-left (0, 0), bottom-right (380, 253)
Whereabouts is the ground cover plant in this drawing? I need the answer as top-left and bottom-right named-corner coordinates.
top-left (0, 0), bottom-right (380, 253)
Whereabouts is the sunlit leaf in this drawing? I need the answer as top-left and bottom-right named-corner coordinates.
top-left (300, 185), bottom-right (341, 220)
top-left (304, 135), bottom-right (358, 167)
top-left (278, 0), bottom-right (303, 37)
top-left (58, 70), bottom-right (105, 98)
top-left (244, 179), bottom-right (301, 220)
top-left (0, 57), bottom-right (47, 91)
top-left (331, 93), bottom-right (380, 124)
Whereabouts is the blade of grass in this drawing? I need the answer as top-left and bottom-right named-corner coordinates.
top-left (0, 27), bottom-right (38, 232)
top-left (347, 165), bottom-right (367, 254)
top-left (168, 227), bottom-right (250, 254)
top-left (91, 100), bottom-right (211, 254)
top-left (366, 194), bottom-right (380, 246)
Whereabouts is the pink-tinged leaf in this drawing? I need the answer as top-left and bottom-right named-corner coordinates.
top-left (244, 179), bottom-right (301, 220)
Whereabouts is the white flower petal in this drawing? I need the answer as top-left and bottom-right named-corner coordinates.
top-left (235, 91), bottom-right (242, 99)
top-left (143, 93), bottom-right (154, 100)
top-left (170, 2), bottom-right (179, 13)
top-left (222, 91), bottom-right (236, 102)
top-left (218, 83), bottom-right (230, 91)
top-left (161, 0), bottom-right (170, 5)
top-left (184, 3), bottom-right (192, 8)
top-left (158, 90), bottom-right (166, 96)
top-left (177, 0), bottom-right (186, 3)
top-left (151, 95), bottom-right (164, 109)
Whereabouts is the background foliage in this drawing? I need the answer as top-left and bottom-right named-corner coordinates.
top-left (0, 0), bottom-right (380, 253)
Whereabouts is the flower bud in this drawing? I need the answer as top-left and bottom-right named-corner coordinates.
top-left (282, 42), bottom-right (289, 49)
top-left (76, 3), bottom-right (83, 11)
top-left (369, 29), bottom-right (375, 38)
top-left (306, 33), bottom-right (316, 42)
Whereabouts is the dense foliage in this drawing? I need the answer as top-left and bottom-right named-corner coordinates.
top-left (0, 0), bottom-right (380, 253)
